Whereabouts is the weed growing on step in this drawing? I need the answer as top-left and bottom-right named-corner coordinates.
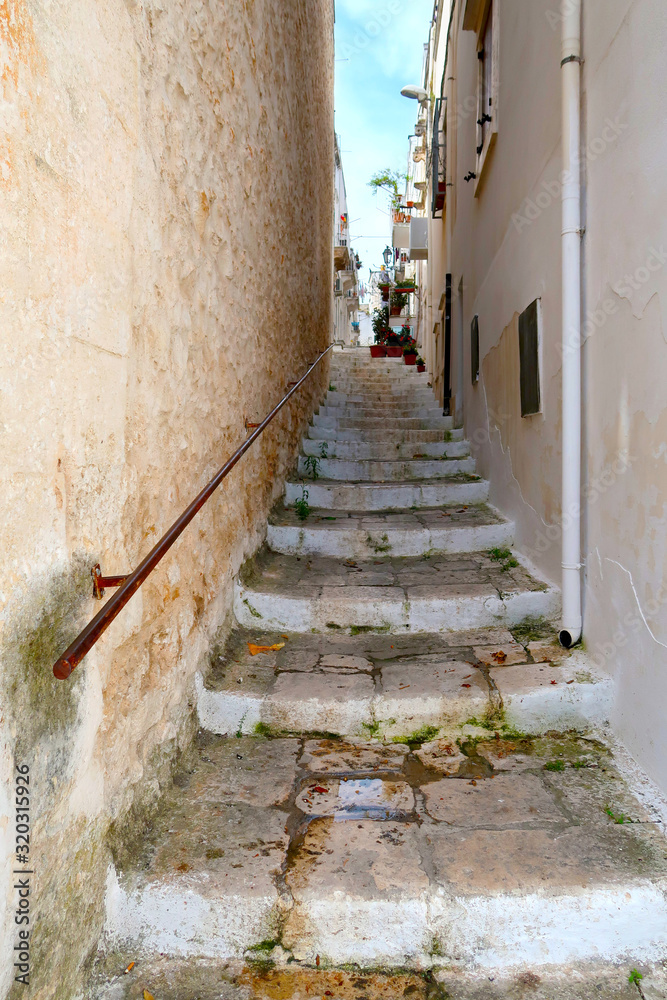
top-left (242, 597), bottom-right (263, 619)
top-left (394, 725), bottom-right (440, 746)
top-left (329, 384), bottom-right (337, 392)
top-left (319, 442), bottom-right (329, 459)
top-left (247, 939), bottom-right (280, 954)
top-left (544, 760), bottom-right (565, 772)
top-left (510, 616), bottom-right (556, 645)
top-left (303, 456), bottom-right (321, 481)
top-left (294, 487), bottom-right (311, 521)
top-left (350, 624), bottom-right (390, 635)
top-left (444, 430), bottom-right (452, 442)
top-left (629, 969), bottom-right (643, 985)
top-left (362, 720), bottom-right (381, 739)
top-left (605, 806), bottom-right (632, 824)
top-left (488, 547), bottom-right (519, 572)
top-left (367, 533), bottom-right (391, 554)
top-left (254, 722), bottom-right (273, 738)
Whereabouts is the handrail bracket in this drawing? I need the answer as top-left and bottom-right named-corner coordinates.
top-left (92, 564), bottom-right (130, 600)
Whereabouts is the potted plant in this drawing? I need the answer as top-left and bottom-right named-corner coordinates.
top-left (390, 290), bottom-right (408, 316)
top-left (385, 330), bottom-right (403, 358)
top-left (416, 356), bottom-right (426, 373)
top-left (403, 340), bottom-right (418, 365)
top-left (394, 278), bottom-right (416, 294)
top-left (370, 308), bottom-right (388, 357)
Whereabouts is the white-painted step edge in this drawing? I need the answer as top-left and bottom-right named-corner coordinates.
top-left (105, 860), bottom-right (667, 970)
top-left (302, 439), bottom-right (470, 461)
top-left (284, 480), bottom-right (490, 510)
top-left (266, 520), bottom-right (514, 559)
top-left (234, 583), bottom-right (561, 634)
top-left (296, 457), bottom-right (477, 481)
top-left (195, 661), bottom-right (611, 739)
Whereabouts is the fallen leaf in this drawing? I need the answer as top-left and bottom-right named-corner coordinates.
top-left (550, 680), bottom-right (558, 685)
top-left (566, 679), bottom-right (575, 685)
top-left (247, 642), bottom-right (285, 656)
top-left (492, 650), bottom-right (507, 663)
top-left (144, 992), bottom-right (155, 1000)
top-left (175, 863), bottom-right (191, 873)
top-left (281, 634), bottom-right (290, 640)
top-left (461, 683), bottom-right (472, 688)
top-left (312, 785), bottom-right (329, 794)
top-left (316, 955), bottom-right (320, 967)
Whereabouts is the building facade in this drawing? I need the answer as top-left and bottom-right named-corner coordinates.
top-left (333, 136), bottom-right (360, 344)
top-left (409, 0), bottom-right (667, 795)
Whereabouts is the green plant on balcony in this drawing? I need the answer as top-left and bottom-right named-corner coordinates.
top-left (390, 291), bottom-right (408, 314)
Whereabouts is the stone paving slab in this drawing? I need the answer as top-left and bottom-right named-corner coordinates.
top-left (295, 777), bottom-right (415, 818)
top-left (87, 958), bottom-right (453, 999)
top-left (103, 726), bottom-right (667, 970)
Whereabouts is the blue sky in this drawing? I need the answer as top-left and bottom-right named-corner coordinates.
top-left (334, 0), bottom-right (435, 278)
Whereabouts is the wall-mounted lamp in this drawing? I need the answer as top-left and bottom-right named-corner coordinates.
top-left (400, 85), bottom-right (429, 104)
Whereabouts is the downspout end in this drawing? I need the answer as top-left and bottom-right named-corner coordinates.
top-left (559, 626), bottom-right (582, 649)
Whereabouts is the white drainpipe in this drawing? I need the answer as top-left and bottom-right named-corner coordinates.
top-left (560, 0), bottom-right (583, 647)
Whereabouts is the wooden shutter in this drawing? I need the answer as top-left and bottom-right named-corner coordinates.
top-left (471, 314), bottom-right (480, 384)
top-left (519, 299), bottom-right (541, 416)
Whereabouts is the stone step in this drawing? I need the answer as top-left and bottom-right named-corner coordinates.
top-left (307, 425), bottom-right (453, 443)
top-left (297, 456), bottom-right (476, 481)
top-left (197, 627), bottom-right (612, 739)
top-left (325, 390), bottom-right (438, 406)
top-left (284, 478), bottom-right (490, 510)
top-left (302, 437), bottom-right (470, 461)
top-left (327, 379), bottom-right (434, 392)
top-left (87, 958), bottom-right (667, 1000)
top-left (318, 404), bottom-right (444, 420)
top-left (103, 728), bottom-right (667, 971)
top-left (234, 549), bottom-right (560, 634)
top-left (313, 414), bottom-right (453, 431)
top-left (267, 504), bottom-right (512, 559)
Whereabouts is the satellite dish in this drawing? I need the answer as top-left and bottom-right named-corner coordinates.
top-left (401, 85), bottom-right (428, 102)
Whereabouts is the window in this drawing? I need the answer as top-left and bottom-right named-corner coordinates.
top-left (471, 314), bottom-right (480, 384)
top-left (518, 299), bottom-right (542, 416)
top-left (475, 0), bottom-right (499, 187)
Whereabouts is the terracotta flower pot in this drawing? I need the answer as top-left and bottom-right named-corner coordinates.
top-left (370, 344), bottom-right (386, 358)
top-left (417, 364), bottom-right (426, 372)
top-left (381, 291), bottom-right (389, 302)
top-left (385, 346), bottom-right (403, 358)
top-left (403, 353), bottom-right (417, 365)
top-left (390, 306), bottom-right (401, 316)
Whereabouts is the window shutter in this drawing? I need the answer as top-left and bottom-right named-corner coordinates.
top-left (519, 299), bottom-right (541, 416)
top-left (471, 315), bottom-right (480, 384)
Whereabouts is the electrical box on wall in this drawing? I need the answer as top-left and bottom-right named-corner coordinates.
top-left (410, 218), bottom-right (428, 260)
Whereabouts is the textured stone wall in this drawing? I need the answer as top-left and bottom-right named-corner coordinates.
top-left (0, 1), bottom-right (333, 996)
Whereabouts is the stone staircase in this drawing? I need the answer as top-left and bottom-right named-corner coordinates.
top-left (90, 350), bottom-right (667, 999)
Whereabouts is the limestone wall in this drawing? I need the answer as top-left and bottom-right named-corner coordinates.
top-left (0, 1), bottom-right (334, 995)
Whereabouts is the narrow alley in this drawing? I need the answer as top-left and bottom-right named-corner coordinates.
top-left (2, 0), bottom-right (667, 997)
top-left (90, 353), bottom-right (667, 998)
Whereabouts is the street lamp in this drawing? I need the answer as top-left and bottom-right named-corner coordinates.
top-left (400, 85), bottom-right (429, 104)
top-left (382, 246), bottom-right (394, 268)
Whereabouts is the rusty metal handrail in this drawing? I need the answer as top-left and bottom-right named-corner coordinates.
top-left (53, 345), bottom-right (333, 680)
